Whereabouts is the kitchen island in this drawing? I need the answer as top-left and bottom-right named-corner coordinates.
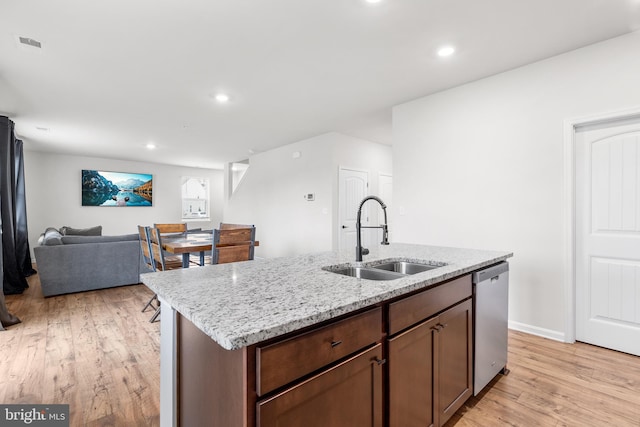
top-left (141, 243), bottom-right (512, 427)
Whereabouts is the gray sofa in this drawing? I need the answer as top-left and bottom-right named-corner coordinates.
top-left (34, 227), bottom-right (147, 297)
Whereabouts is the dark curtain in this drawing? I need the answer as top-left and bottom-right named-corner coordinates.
top-left (1, 116), bottom-right (34, 297)
top-left (0, 117), bottom-right (22, 329)
top-left (13, 138), bottom-right (36, 278)
top-left (0, 248), bottom-right (20, 330)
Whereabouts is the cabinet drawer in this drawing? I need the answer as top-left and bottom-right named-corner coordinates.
top-left (388, 275), bottom-right (471, 335)
top-left (256, 307), bottom-right (382, 396)
top-left (257, 344), bottom-right (383, 427)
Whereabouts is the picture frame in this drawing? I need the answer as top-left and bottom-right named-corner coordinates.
top-left (81, 169), bottom-right (153, 206)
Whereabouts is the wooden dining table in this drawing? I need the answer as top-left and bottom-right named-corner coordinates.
top-left (162, 233), bottom-right (259, 268)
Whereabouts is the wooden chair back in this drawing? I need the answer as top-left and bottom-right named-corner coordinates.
top-left (212, 226), bottom-right (256, 265)
top-left (138, 225), bottom-right (155, 272)
top-left (154, 223), bottom-right (187, 235)
top-left (219, 222), bottom-right (254, 230)
top-left (148, 227), bottom-right (183, 271)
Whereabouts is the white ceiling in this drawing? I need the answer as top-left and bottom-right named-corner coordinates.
top-left (1, 0), bottom-right (639, 169)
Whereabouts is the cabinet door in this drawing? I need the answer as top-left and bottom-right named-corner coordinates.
top-left (257, 344), bottom-right (383, 427)
top-left (437, 298), bottom-right (473, 425)
top-left (388, 316), bottom-right (439, 427)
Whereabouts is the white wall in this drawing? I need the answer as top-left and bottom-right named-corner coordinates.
top-left (392, 31), bottom-right (640, 340)
top-left (224, 132), bottom-right (392, 258)
top-left (25, 151), bottom-right (224, 257)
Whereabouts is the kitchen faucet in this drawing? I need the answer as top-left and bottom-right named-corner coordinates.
top-left (356, 195), bottom-right (389, 262)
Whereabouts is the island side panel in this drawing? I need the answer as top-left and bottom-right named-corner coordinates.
top-left (159, 299), bottom-right (177, 427)
top-left (178, 314), bottom-right (249, 427)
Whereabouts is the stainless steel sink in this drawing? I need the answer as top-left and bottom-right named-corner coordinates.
top-left (330, 266), bottom-right (405, 281)
top-left (371, 261), bottom-right (441, 275)
top-left (326, 259), bottom-right (447, 281)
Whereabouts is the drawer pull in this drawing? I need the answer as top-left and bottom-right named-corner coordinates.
top-left (374, 357), bottom-right (387, 366)
top-left (330, 340), bottom-right (343, 348)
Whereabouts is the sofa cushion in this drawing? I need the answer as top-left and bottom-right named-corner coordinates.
top-left (60, 225), bottom-right (102, 236)
top-left (61, 233), bottom-right (138, 244)
top-left (41, 228), bottom-right (63, 246)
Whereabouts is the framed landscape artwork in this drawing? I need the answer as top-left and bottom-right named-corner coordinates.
top-left (82, 170), bottom-right (153, 206)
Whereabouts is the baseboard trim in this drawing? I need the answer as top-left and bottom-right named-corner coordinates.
top-left (508, 320), bottom-right (567, 343)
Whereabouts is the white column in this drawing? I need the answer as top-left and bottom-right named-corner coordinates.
top-left (159, 297), bottom-right (177, 427)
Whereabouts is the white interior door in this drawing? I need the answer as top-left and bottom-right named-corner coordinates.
top-left (338, 168), bottom-right (369, 254)
top-left (575, 117), bottom-right (640, 356)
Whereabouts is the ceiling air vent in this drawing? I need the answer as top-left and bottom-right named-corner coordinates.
top-left (18, 37), bottom-right (42, 49)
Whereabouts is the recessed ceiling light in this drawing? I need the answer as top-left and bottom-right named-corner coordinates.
top-left (215, 93), bottom-right (230, 103)
top-left (146, 143), bottom-right (156, 150)
top-left (437, 46), bottom-right (456, 57)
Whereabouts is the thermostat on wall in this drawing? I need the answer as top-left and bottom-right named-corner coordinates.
top-left (304, 193), bottom-right (315, 201)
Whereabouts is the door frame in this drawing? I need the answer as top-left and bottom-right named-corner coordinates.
top-left (563, 105), bottom-right (640, 343)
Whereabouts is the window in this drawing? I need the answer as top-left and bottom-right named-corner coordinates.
top-left (181, 177), bottom-right (209, 220)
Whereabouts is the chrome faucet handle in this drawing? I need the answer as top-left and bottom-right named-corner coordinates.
top-left (381, 224), bottom-right (389, 245)
top-left (361, 247), bottom-right (370, 256)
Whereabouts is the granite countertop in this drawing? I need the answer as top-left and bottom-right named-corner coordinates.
top-left (141, 243), bottom-right (512, 350)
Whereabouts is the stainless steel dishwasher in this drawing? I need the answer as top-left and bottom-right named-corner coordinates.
top-left (473, 261), bottom-right (509, 395)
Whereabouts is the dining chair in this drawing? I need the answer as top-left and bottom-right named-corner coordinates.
top-left (149, 227), bottom-right (184, 271)
top-left (211, 226), bottom-right (256, 265)
top-left (138, 225), bottom-right (161, 322)
top-left (144, 227), bottom-right (185, 322)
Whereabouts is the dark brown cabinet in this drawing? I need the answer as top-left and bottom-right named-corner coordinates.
top-left (257, 344), bottom-right (384, 427)
top-left (389, 316), bottom-right (438, 427)
top-left (388, 285), bottom-right (473, 427)
top-left (176, 274), bottom-right (474, 427)
top-left (437, 299), bottom-right (473, 424)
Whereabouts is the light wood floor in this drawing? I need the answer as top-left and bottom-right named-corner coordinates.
top-left (3, 273), bottom-right (640, 427)
top-left (446, 331), bottom-right (640, 427)
top-left (2, 272), bottom-right (161, 426)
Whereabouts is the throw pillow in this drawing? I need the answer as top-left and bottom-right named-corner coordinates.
top-left (37, 227), bottom-right (59, 245)
top-left (59, 225), bottom-right (102, 236)
top-left (42, 229), bottom-right (63, 245)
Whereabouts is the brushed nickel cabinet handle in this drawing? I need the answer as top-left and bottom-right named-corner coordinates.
top-left (331, 340), bottom-right (343, 347)
top-left (374, 357), bottom-right (387, 366)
